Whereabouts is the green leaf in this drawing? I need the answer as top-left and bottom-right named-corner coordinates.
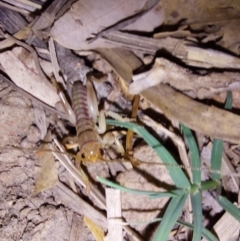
top-left (211, 91), bottom-right (232, 181)
top-left (97, 176), bottom-right (177, 198)
top-left (224, 91), bottom-right (232, 110)
top-left (136, 218), bottom-right (219, 241)
top-left (217, 195), bottom-right (240, 222)
top-left (210, 139), bottom-right (223, 181)
top-left (177, 220), bottom-right (219, 241)
top-left (181, 124), bottom-right (201, 185)
top-left (200, 180), bottom-right (219, 191)
top-left (191, 191), bottom-right (202, 241)
top-left (106, 120), bottom-right (190, 189)
top-left (153, 195), bottom-right (187, 241)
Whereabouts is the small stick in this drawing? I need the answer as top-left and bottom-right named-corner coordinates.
top-left (126, 95), bottom-right (140, 155)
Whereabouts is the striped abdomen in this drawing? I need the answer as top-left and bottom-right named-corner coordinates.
top-left (71, 81), bottom-right (103, 162)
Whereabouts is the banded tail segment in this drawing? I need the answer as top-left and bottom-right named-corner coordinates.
top-left (71, 81), bottom-right (101, 150)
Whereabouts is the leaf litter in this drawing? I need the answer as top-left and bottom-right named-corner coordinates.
top-left (0, 0), bottom-right (240, 240)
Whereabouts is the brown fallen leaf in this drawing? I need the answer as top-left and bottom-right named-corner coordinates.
top-left (84, 216), bottom-right (105, 241)
top-left (35, 132), bottom-right (59, 193)
top-left (97, 48), bottom-right (142, 99)
top-left (51, 0), bottom-right (163, 50)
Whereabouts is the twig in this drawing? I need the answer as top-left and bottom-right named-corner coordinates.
top-left (53, 182), bottom-right (107, 230)
top-left (0, 1), bottom-right (29, 14)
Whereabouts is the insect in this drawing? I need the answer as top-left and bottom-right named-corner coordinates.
top-left (57, 76), bottom-right (125, 168)
top-left (71, 79), bottom-right (105, 163)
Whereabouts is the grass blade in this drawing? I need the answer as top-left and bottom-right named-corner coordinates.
top-left (181, 124), bottom-right (201, 185)
top-left (211, 91), bottom-right (232, 181)
top-left (191, 191), bottom-right (202, 241)
top-left (106, 120), bottom-right (190, 189)
top-left (224, 91), bottom-right (232, 110)
top-left (97, 176), bottom-right (177, 198)
top-left (217, 195), bottom-right (240, 222)
top-left (210, 139), bottom-right (223, 181)
top-left (181, 125), bottom-right (203, 240)
top-left (153, 195), bottom-right (187, 241)
top-left (139, 218), bottom-right (219, 241)
top-left (177, 220), bottom-right (219, 241)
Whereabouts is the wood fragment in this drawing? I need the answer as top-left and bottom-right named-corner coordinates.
top-left (141, 83), bottom-right (240, 144)
top-left (129, 57), bottom-right (240, 99)
top-left (104, 31), bottom-right (240, 69)
top-left (202, 204), bottom-right (240, 241)
top-left (0, 5), bottom-right (28, 32)
top-left (0, 1), bottom-right (29, 14)
top-left (126, 95), bottom-right (140, 154)
top-left (3, 0), bottom-right (41, 11)
top-left (105, 188), bottom-right (123, 241)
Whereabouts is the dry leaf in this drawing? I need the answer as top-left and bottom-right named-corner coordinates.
top-left (35, 133), bottom-right (59, 193)
top-left (84, 216), bottom-right (105, 241)
top-left (160, 0), bottom-right (240, 54)
top-left (0, 47), bottom-right (60, 107)
top-left (51, 0), bottom-right (163, 50)
top-left (0, 26), bottom-right (31, 50)
top-left (97, 48), bottom-right (142, 99)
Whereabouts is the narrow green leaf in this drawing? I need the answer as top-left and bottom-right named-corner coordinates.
top-left (181, 124), bottom-right (201, 185)
top-left (224, 91), bottom-right (232, 110)
top-left (97, 176), bottom-right (177, 197)
top-left (217, 195), bottom-right (240, 222)
top-left (211, 91), bottom-right (232, 181)
top-left (150, 188), bottom-right (188, 198)
top-left (177, 220), bottom-right (219, 241)
top-left (191, 191), bottom-right (202, 241)
top-left (106, 120), bottom-right (190, 189)
top-left (153, 195), bottom-right (187, 241)
top-left (210, 139), bottom-right (223, 181)
top-left (137, 218), bottom-right (219, 241)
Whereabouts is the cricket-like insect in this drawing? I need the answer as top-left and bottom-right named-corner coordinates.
top-left (57, 76), bottom-right (124, 167)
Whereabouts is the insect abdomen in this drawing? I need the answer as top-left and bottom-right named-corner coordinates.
top-left (71, 81), bottom-right (102, 162)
